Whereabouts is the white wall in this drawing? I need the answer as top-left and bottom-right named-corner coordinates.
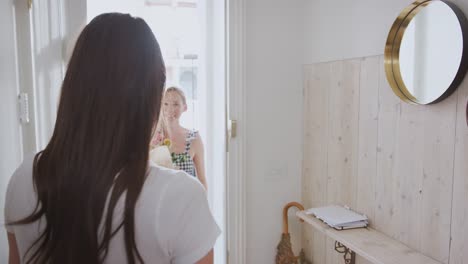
top-left (0, 0), bottom-right (23, 261)
top-left (303, 0), bottom-right (414, 64)
top-left (244, 0), bottom-right (463, 262)
top-left (245, 1), bottom-right (304, 263)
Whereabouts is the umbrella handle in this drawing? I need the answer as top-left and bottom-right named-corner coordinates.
top-left (282, 202), bottom-right (305, 234)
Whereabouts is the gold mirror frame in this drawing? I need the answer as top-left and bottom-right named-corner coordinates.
top-left (466, 99), bottom-right (468, 126)
top-left (384, 0), bottom-right (468, 104)
top-left (465, 102), bottom-right (468, 126)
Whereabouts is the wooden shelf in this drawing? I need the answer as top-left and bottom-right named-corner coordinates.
top-left (296, 211), bottom-right (442, 264)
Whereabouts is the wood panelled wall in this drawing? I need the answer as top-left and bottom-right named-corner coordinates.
top-left (302, 55), bottom-right (468, 264)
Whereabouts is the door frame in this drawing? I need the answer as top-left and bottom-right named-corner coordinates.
top-left (226, 0), bottom-right (247, 263)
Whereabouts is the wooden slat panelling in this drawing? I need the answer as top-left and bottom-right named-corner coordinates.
top-left (302, 55), bottom-right (466, 263)
top-left (302, 63), bottom-right (330, 264)
top-left (449, 76), bottom-right (468, 264)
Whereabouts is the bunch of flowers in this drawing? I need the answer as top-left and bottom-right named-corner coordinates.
top-left (161, 138), bottom-right (186, 164)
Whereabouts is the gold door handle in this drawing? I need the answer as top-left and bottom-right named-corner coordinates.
top-left (226, 119), bottom-right (237, 153)
top-left (229, 119), bottom-right (237, 138)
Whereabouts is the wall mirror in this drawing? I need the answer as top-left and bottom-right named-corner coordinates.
top-left (385, 0), bottom-right (468, 104)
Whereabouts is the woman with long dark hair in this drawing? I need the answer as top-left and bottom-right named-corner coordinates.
top-left (4, 13), bottom-right (219, 264)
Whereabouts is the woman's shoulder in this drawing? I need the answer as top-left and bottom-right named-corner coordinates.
top-left (8, 153), bottom-right (36, 190)
top-left (189, 130), bottom-right (203, 150)
top-left (5, 153), bottom-right (38, 224)
top-left (180, 127), bottom-right (199, 137)
top-left (146, 165), bottom-right (204, 194)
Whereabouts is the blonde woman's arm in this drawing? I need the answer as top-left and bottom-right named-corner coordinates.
top-left (192, 135), bottom-right (207, 190)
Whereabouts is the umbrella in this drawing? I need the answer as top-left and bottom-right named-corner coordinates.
top-left (276, 202), bottom-right (312, 264)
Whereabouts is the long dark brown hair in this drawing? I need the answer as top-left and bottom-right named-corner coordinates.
top-left (10, 13), bottom-right (165, 264)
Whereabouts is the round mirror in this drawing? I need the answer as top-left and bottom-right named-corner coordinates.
top-left (385, 0), bottom-right (468, 104)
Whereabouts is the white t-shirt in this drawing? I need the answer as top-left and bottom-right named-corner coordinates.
top-left (4, 154), bottom-right (220, 264)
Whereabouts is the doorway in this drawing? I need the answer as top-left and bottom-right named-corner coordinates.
top-left (1, 0), bottom-right (233, 262)
top-left (86, 1), bottom-right (227, 263)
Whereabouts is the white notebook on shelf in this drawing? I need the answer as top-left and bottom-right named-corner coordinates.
top-left (305, 205), bottom-right (368, 230)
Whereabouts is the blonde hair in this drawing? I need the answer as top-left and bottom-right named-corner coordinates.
top-left (151, 86), bottom-right (186, 147)
top-left (165, 86), bottom-right (187, 105)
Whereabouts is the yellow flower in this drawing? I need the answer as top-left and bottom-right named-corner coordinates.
top-left (163, 138), bottom-right (171, 147)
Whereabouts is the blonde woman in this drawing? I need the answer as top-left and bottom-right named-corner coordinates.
top-left (152, 87), bottom-right (208, 190)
